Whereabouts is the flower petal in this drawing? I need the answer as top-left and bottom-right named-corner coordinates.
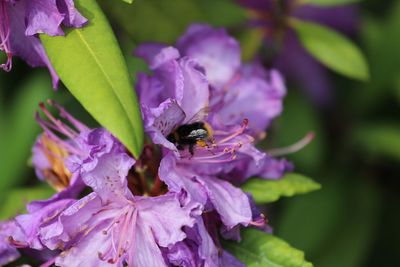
top-left (177, 24), bottom-right (241, 88)
top-left (159, 154), bottom-right (208, 205)
top-left (136, 193), bottom-right (198, 247)
top-left (66, 129), bottom-right (135, 202)
top-left (7, 2), bottom-right (59, 87)
top-left (56, 0), bottom-right (87, 28)
top-left (0, 221), bottom-right (23, 266)
top-left (129, 222), bottom-right (168, 267)
top-left (201, 175), bottom-right (252, 229)
top-left (15, 198), bottom-right (75, 249)
top-left (142, 99), bottom-right (186, 151)
top-left (25, 0), bottom-right (64, 36)
top-left (179, 57), bottom-right (209, 123)
top-left (217, 65), bottom-right (286, 132)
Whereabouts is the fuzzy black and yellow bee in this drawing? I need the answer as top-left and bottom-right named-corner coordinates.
top-left (166, 107), bottom-right (214, 155)
top-left (167, 121), bottom-right (214, 155)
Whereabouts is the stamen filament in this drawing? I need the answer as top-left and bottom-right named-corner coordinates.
top-left (0, 1), bottom-right (12, 71)
top-left (267, 131), bottom-right (315, 156)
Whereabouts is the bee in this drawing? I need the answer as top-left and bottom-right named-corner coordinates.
top-left (167, 107), bottom-right (214, 155)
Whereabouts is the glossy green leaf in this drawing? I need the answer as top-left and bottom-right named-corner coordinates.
top-left (303, 0), bottom-right (360, 6)
top-left (41, 0), bottom-right (144, 158)
top-left (292, 19), bottom-right (369, 81)
top-left (224, 228), bottom-right (313, 267)
top-left (121, 0), bottom-right (133, 3)
top-left (242, 173), bottom-right (321, 204)
top-left (0, 185), bottom-right (54, 220)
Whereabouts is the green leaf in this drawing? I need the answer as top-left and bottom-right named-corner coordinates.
top-left (292, 19), bottom-right (369, 81)
top-left (0, 185), bottom-right (54, 220)
top-left (242, 173), bottom-right (321, 204)
top-left (121, 0), bottom-right (133, 3)
top-left (303, 0), bottom-right (360, 6)
top-left (239, 29), bottom-right (264, 62)
top-left (352, 123), bottom-right (400, 161)
top-left (224, 228), bottom-right (313, 267)
top-left (41, 0), bottom-right (144, 158)
top-left (0, 72), bottom-right (53, 193)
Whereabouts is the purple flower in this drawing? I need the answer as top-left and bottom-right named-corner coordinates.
top-left (2, 22), bottom-right (312, 266)
top-left (238, 0), bottom-right (358, 105)
top-left (38, 128), bottom-right (200, 266)
top-left (0, 0), bottom-right (87, 88)
top-left (135, 25), bottom-right (291, 182)
top-left (136, 24), bottom-right (285, 134)
top-left (165, 217), bottom-right (245, 267)
top-left (134, 24), bottom-right (295, 258)
top-left (14, 101), bottom-right (91, 250)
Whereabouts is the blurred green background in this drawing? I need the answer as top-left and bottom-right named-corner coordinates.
top-left (0, 0), bottom-right (399, 266)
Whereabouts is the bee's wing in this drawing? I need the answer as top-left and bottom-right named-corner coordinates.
top-left (185, 106), bottom-right (209, 124)
top-left (153, 100), bottom-right (186, 136)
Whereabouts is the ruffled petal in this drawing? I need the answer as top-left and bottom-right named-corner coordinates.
top-left (166, 241), bottom-right (198, 267)
top-left (25, 0), bottom-right (64, 36)
top-left (7, 2), bottom-right (59, 87)
top-left (135, 193), bottom-right (198, 247)
top-left (15, 198), bottom-right (75, 249)
top-left (200, 175), bottom-right (252, 229)
top-left (159, 154), bottom-right (208, 205)
top-left (142, 99), bottom-right (186, 152)
top-left (177, 24), bottom-right (241, 88)
top-left (179, 57), bottom-right (209, 123)
top-left (56, 0), bottom-right (87, 28)
top-left (216, 65), bottom-right (286, 132)
top-left (67, 129), bottom-right (135, 202)
top-left (0, 221), bottom-right (23, 266)
top-left (189, 217), bottom-right (220, 265)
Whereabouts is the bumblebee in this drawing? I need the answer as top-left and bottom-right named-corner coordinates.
top-left (167, 121), bottom-right (214, 155)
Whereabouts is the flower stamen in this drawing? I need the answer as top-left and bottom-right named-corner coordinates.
top-left (267, 131), bottom-right (315, 156)
top-left (0, 1), bottom-right (12, 72)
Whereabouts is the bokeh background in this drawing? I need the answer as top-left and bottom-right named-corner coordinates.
top-left (0, 0), bottom-right (399, 266)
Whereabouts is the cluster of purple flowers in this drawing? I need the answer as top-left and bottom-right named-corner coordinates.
top-left (0, 0), bottom-right (87, 88)
top-left (0, 24), bottom-right (293, 266)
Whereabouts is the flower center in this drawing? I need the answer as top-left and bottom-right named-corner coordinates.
top-left (39, 134), bottom-right (72, 191)
top-left (179, 119), bottom-right (252, 164)
top-left (35, 101), bottom-right (91, 190)
top-left (127, 144), bottom-right (167, 197)
top-left (0, 0), bottom-right (12, 71)
top-left (97, 206), bottom-right (138, 264)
